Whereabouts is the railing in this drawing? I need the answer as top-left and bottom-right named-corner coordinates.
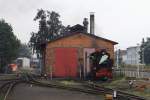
top-left (113, 67), bottom-right (150, 79)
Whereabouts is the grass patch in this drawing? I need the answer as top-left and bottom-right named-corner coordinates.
top-left (60, 80), bottom-right (75, 85)
top-left (0, 74), bottom-right (17, 80)
top-left (102, 78), bottom-right (129, 90)
top-left (0, 96), bottom-right (4, 100)
top-left (126, 89), bottom-right (150, 100)
top-left (101, 77), bottom-right (150, 99)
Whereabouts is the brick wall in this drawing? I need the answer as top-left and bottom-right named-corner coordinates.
top-left (45, 33), bottom-right (115, 73)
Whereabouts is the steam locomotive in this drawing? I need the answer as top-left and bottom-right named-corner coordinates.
top-left (89, 49), bottom-right (113, 81)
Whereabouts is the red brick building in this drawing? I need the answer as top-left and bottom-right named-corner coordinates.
top-left (44, 32), bottom-right (117, 78)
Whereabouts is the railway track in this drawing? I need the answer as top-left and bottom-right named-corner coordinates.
top-left (84, 82), bottom-right (146, 100)
top-left (0, 76), bottom-right (23, 100)
top-left (28, 79), bottom-right (100, 95)
top-left (26, 75), bottom-right (146, 100)
top-left (0, 80), bottom-right (17, 100)
top-left (0, 74), bottom-right (147, 100)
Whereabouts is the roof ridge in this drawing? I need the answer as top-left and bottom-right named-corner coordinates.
top-left (46, 32), bottom-right (118, 45)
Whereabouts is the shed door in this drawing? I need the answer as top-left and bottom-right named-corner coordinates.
top-left (54, 48), bottom-right (77, 77)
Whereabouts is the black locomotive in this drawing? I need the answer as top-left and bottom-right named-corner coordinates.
top-left (89, 49), bottom-right (113, 81)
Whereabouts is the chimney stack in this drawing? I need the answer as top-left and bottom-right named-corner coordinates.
top-left (90, 12), bottom-right (95, 34)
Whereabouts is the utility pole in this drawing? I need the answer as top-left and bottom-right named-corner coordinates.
top-left (141, 38), bottom-right (145, 65)
top-left (137, 44), bottom-right (140, 78)
top-left (142, 47), bottom-right (145, 65)
top-left (116, 49), bottom-right (119, 69)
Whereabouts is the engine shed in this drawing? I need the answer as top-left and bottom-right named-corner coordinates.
top-left (44, 27), bottom-right (117, 78)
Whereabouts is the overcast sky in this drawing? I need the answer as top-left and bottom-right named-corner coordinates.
top-left (0, 0), bottom-right (150, 49)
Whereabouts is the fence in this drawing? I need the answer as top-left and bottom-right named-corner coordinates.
top-left (113, 67), bottom-right (150, 79)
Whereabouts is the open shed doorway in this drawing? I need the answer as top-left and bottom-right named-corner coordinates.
top-left (83, 48), bottom-right (95, 78)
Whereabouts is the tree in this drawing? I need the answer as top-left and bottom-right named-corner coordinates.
top-left (29, 9), bottom-right (64, 56)
top-left (18, 43), bottom-right (32, 58)
top-left (139, 38), bottom-right (150, 65)
top-left (0, 19), bottom-right (20, 72)
top-left (139, 38), bottom-right (145, 64)
top-left (47, 11), bottom-right (63, 39)
top-left (29, 9), bottom-right (66, 74)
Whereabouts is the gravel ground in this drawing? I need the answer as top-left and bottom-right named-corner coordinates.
top-left (7, 83), bottom-right (104, 100)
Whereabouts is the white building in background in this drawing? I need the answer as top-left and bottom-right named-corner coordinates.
top-left (115, 46), bottom-right (141, 65)
top-left (16, 57), bottom-right (30, 69)
top-left (115, 50), bottom-right (127, 65)
top-left (122, 53), bottom-right (127, 64)
top-left (126, 46), bottom-right (140, 65)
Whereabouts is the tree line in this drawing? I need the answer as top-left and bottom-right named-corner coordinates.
top-left (0, 19), bottom-right (31, 73)
top-left (0, 9), bottom-right (70, 73)
top-left (139, 38), bottom-right (150, 65)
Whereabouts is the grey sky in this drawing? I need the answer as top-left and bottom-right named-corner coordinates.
top-left (0, 0), bottom-right (150, 49)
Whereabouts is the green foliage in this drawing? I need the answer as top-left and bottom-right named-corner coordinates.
top-left (0, 19), bottom-right (20, 72)
top-left (139, 38), bottom-right (145, 64)
top-left (139, 38), bottom-right (150, 65)
top-left (18, 43), bottom-right (32, 58)
top-left (29, 9), bottom-right (64, 56)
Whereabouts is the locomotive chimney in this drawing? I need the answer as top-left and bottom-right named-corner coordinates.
top-left (90, 12), bottom-right (95, 34)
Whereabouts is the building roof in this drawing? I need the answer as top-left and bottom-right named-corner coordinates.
top-left (46, 32), bottom-right (118, 45)
top-left (127, 46), bottom-right (140, 50)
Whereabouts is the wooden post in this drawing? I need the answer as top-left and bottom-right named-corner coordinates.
top-left (49, 66), bottom-right (53, 80)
